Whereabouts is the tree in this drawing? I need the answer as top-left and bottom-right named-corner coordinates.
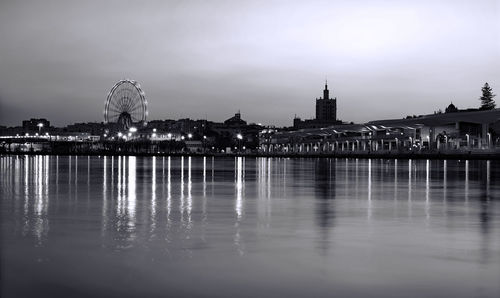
top-left (479, 82), bottom-right (496, 110)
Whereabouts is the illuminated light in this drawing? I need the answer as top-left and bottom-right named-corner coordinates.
top-left (35, 133), bottom-right (39, 136)
top-left (237, 134), bottom-right (243, 140)
top-left (128, 132), bottom-right (132, 137)
top-left (37, 123), bottom-right (44, 128)
top-left (25, 133), bottom-right (29, 137)
top-left (152, 133), bottom-right (157, 138)
top-left (103, 134), bottom-right (107, 137)
top-left (45, 132), bottom-right (49, 136)
top-left (129, 127), bottom-right (137, 133)
top-left (122, 136), bottom-right (127, 140)
top-left (153, 128), bottom-right (157, 132)
top-left (167, 133), bottom-right (172, 138)
top-left (181, 136), bottom-right (185, 140)
top-left (203, 135), bottom-right (207, 139)
top-left (188, 133), bottom-right (193, 139)
top-left (118, 132), bottom-right (123, 137)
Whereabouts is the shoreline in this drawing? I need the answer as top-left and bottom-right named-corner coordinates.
top-left (2, 151), bottom-right (500, 160)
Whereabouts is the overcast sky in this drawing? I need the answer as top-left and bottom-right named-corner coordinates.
top-left (0, 0), bottom-right (499, 127)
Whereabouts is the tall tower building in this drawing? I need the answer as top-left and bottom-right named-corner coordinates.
top-left (315, 81), bottom-right (337, 122)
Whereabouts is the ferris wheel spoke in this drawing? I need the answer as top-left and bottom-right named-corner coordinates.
top-left (108, 104), bottom-right (121, 112)
top-left (108, 109), bottom-right (122, 115)
top-left (108, 106), bottom-right (121, 115)
top-left (120, 97), bottom-right (129, 110)
top-left (109, 100), bottom-right (121, 110)
top-left (126, 98), bottom-right (136, 112)
top-left (128, 93), bottom-right (140, 110)
top-left (123, 96), bottom-right (134, 112)
top-left (113, 99), bottom-right (124, 110)
top-left (130, 105), bottom-right (142, 113)
top-left (132, 110), bottom-right (142, 121)
top-left (129, 100), bottom-right (142, 111)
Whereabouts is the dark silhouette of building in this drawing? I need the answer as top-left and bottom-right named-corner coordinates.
top-left (445, 102), bottom-right (459, 113)
top-left (293, 82), bottom-right (342, 129)
top-left (224, 111), bottom-right (247, 126)
top-left (22, 118), bottom-right (50, 132)
top-left (316, 81), bottom-right (337, 121)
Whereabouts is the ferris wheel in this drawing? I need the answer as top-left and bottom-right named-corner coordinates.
top-left (104, 79), bottom-right (148, 128)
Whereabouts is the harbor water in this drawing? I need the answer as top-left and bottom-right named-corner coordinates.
top-left (1, 155), bottom-right (499, 297)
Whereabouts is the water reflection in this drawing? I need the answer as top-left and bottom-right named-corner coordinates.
top-left (1, 156), bottom-right (500, 298)
top-left (167, 156), bottom-right (171, 222)
top-left (151, 156), bottom-right (157, 235)
top-left (110, 156), bottom-right (138, 249)
top-left (257, 158), bottom-right (271, 227)
top-left (425, 159), bottom-right (430, 222)
top-left (235, 157), bottom-right (244, 219)
top-left (235, 157), bottom-right (245, 255)
top-left (102, 156), bottom-right (108, 237)
top-left (443, 160), bottom-right (447, 201)
top-left (314, 158), bottom-right (336, 255)
top-left (465, 160), bottom-right (469, 201)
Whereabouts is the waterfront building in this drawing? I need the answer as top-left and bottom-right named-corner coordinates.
top-left (260, 109), bottom-right (500, 154)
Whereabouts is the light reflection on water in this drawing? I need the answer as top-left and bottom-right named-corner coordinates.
top-left (1, 155), bottom-right (500, 298)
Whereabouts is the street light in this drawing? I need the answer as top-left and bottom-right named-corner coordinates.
top-left (236, 133), bottom-right (243, 153)
top-left (37, 123), bottom-right (43, 134)
top-left (188, 133), bottom-right (193, 139)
